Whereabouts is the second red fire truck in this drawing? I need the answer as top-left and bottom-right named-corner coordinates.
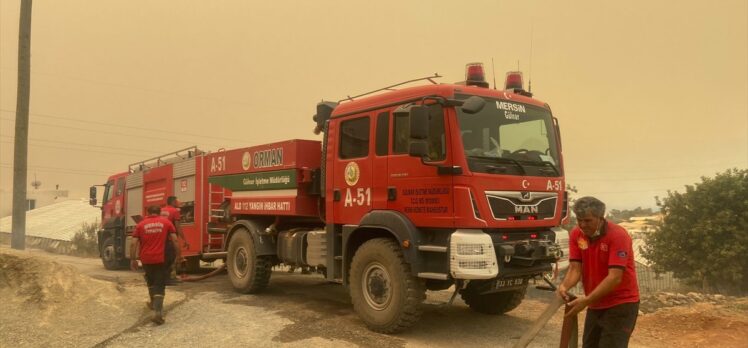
top-left (91, 63), bottom-right (568, 333)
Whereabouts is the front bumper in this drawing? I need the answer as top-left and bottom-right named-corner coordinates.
top-left (449, 229), bottom-right (560, 280)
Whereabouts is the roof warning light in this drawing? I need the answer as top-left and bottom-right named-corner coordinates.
top-left (465, 62), bottom-right (489, 88)
top-left (505, 71), bottom-right (524, 90)
top-left (505, 71), bottom-right (533, 97)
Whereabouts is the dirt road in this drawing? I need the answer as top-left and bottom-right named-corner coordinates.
top-left (3, 247), bottom-right (747, 347)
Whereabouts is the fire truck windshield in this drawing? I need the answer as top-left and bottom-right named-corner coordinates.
top-left (456, 95), bottom-right (561, 177)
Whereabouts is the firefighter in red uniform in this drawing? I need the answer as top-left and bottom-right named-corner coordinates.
top-left (162, 196), bottom-right (187, 284)
top-left (130, 205), bottom-right (180, 325)
top-left (558, 196), bottom-right (640, 348)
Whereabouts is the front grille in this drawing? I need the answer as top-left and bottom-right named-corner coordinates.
top-left (486, 191), bottom-right (557, 220)
top-left (455, 243), bottom-right (488, 255)
top-left (458, 260), bottom-right (490, 269)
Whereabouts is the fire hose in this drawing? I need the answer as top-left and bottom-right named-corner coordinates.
top-left (178, 263), bottom-right (227, 282)
top-left (512, 277), bottom-right (578, 348)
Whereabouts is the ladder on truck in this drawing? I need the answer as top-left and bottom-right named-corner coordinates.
top-left (206, 183), bottom-right (228, 253)
top-left (128, 146), bottom-right (203, 173)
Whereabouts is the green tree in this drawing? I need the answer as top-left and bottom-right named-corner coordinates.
top-left (641, 168), bottom-right (748, 294)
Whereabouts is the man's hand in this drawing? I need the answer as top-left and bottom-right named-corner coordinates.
top-left (183, 242), bottom-right (190, 249)
top-left (565, 296), bottom-right (590, 317)
top-left (130, 259), bottom-right (139, 271)
top-left (557, 283), bottom-right (571, 302)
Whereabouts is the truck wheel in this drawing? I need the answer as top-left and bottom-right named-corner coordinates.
top-left (349, 238), bottom-right (425, 333)
top-left (101, 237), bottom-right (125, 270)
top-left (227, 228), bottom-right (271, 293)
top-left (460, 283), bottom-right (527, 315)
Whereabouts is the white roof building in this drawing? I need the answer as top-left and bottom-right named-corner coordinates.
top-left (0, 200), bottom-right (100, 242)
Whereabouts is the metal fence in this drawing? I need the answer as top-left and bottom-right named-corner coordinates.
top-left (635, 262), bottom-right (691, 294)
top-left (0, 233), bottom-right (76, 255)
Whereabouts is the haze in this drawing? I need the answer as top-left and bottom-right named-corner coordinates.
top-left (1, 0), bottom-right (746, 210)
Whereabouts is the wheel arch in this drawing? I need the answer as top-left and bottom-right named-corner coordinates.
top-left (343, 210), bottom-right (423, 284)
top-left (227, 217), bottom-right (276, 256)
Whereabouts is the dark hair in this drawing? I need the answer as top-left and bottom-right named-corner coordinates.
top-left (573, 196), bottom-right (606, 218)
top-left (147, 205), bottom-right (161, 215)
top-left (167, 196), bottom-right (177, 205)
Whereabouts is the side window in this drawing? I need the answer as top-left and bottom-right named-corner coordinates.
top-left (375, 112), bottom-right (389, 156)
top-left (339, 116), bottom-right (370, 159)
top-left (426, 105), bottom-right (446, 161)
top-left (116, 178), bottom-right (125, 196)
top-left (393, 113), bottom-right (409, 154)
top-left (102, 180), bottom-right (114, 203)
top-left (393, 104), bottom-right (445, 159)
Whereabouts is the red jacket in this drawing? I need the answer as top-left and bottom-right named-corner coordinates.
top-left (133, 214), bottom-right (176, 264)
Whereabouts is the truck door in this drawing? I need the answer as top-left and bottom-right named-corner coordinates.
top-left (102, 175), bottom-right (126, 226)
top-left (331, 115), bottom-right (374, 224)
top-left (387, 104), bottom-right (454, 227)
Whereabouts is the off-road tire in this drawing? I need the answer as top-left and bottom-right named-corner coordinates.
top-left (349, 238), bottom-right (425, 333)
top-left (227, 228), bottom-right (272, 293)
top-left (460, 283), bottom-right (527, 315)
top-left (101, 237), bottom-right (126, 270)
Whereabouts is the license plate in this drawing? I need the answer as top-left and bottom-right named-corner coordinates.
top-left (493, 277), bottom-right (527, 290)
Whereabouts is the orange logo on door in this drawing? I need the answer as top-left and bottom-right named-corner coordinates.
top-left (344, 162), bottom-right (360, 186)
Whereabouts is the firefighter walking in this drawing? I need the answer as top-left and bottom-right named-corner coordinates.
top-left (162, 196), bottom-right (187, 284)
top-left (130, 205), bottom-right (180, 325)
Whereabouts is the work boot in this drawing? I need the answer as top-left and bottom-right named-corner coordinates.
top-left (146, 287), bottom-right (155, 310)
top-left (151, 295), bottom-right (165, 325)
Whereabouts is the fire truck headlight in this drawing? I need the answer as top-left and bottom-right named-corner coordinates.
top-left (450, 229), bottom-right (499, 279)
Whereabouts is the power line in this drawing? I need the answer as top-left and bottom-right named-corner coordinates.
top-left (0, 134), bottom-right (160, 154)
top-left (0, 164), bottom-right (108, 177)
top-left (0, 140), bottom-right (148, 158)
top-left (0, 163), bottom-right (113, 175)
top-left (0, 108), bottom-right (252, 144)
top-left (568, 160), bottom-right (745, 173)
top-left (0, 67), bottom-right (260, 109)
top-left (579, 185), bottom-right (696, 196)
top-left (570, 174), bottom-right (700, 182)
top-left (0, 116), bottom-right (228, 147)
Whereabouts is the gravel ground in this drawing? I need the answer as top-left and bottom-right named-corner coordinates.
top-left (9, 246), bottom-right (698, 348)
top-left (0, 247), bottom-right (183, 348)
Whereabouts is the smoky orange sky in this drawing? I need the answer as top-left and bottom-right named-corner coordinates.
top-left (1, 0), bottom-right (746, 210)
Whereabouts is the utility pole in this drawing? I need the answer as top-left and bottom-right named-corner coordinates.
top-left (11, 0), bottom-right (33, 250)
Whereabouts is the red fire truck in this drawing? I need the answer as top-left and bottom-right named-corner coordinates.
top-left (91, 63), bottom-right (568, 333)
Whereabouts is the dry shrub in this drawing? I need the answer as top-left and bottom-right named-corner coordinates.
top-left (71, 221), bottom-right (98, 257)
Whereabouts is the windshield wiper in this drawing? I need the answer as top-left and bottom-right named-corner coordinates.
top-left (467, 156), bottom-right (527, 175)
top-left (534, 160), bottom-right (560, 176)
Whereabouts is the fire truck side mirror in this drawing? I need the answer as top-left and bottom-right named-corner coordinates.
top-left (313, 101), bottom-right (338, 133)
top-left (409, 106), bottom-right (429, 140)
top-left (89, 186), bottom-right (97, 206)
top-left (553, 117), bottom-right (562, 151)
top-left (461, 95), bottom-right (486, 114)
top-left (409, 140), bottom-right (428, 158)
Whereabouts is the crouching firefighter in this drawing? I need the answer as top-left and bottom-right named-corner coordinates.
top-left (130, 205), bottom-right (180, 325)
